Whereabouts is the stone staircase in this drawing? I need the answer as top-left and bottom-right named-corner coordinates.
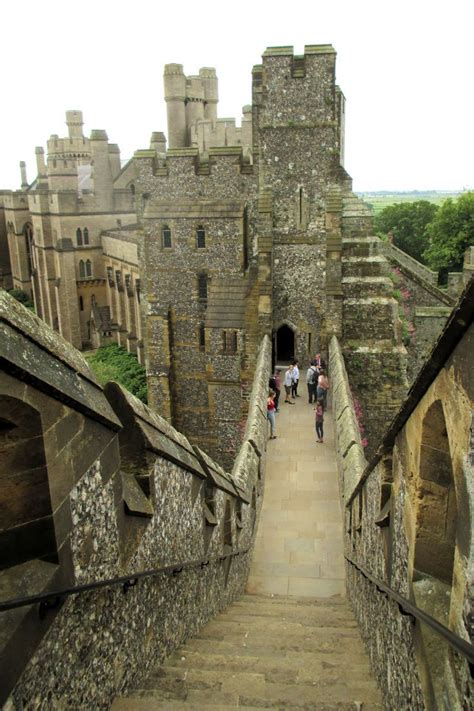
top-left (112, 593), bottom-right (384, 709)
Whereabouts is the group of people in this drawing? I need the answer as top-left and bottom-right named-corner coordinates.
top-left (266, 354), bottom-right (330, 443)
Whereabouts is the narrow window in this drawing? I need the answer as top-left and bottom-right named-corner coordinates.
top-left (125, 274), bottom-right (131, 291)
top-left (243, 206), bottom-right (249, 270)
top-left (107, 267), bottom-right (114, 285)
top-left (79, 260), bottom-right (85, 278)
top-left (162, 225), bottom-right (172, 249)
top-left (83, 227), bottom-right (89, 245)
top-left (79, 296), bottom-right (84, 311)
top-left (199, 323), bottom-right (205, 351)
top-left (24, 224), bottom-right (34, 276)
top-left (85, 260), bottom-right (92, 277)
top-left (223, 330), bottom-right (238, 354)
top-left (76, 228), bottom-right (83, 246)
top-left (198, 273), bottom-right (207, 302)
top-left (135, 278), bottom-right (141, 303)
top-left (308, 332), bottom-right (312, 354)
top-left (204, 481), bottom-right (217, 526)
top-left (116, 271), bottom-right (122, 288)
top-left (196, 225), bottom-right (206, 248)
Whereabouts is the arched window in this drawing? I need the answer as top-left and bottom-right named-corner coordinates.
top-left (162, 225), bottom-right (172, 249)
top-left (0, 396), bottom-right (56, 568)
top-left (412, 399), bottom-right (457, 704)
top-left (85, 260), bottom-right (92, 277)
top-left (24, 223), bottom-right (34, 275)
top-left (79, 296), bottom-right (84, 311)
top-left (414, 400), bottom-right (456, 583)
top-left (83, 227), bottom-right (89, 245)
top-left (79, 260), bottom-right (85, 278)
top-left (196, 225), bottom-right (206, 249)
top-left (76, 228), bottom-right (83, 246)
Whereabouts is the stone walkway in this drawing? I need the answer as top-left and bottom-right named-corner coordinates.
top-left (247, 389), bottom-right (345, 597)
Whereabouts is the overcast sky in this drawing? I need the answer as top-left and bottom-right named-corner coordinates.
top-left (1, 0), bottom-right (472, 192)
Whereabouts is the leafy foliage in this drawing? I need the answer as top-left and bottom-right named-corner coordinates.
top-left (86, 344), bottom-right (147, 403)
top-left (9, 288), bottom-right (35, 310)
top-left (374, 200), bottom-right (438, 263)
top-left (423, 192), bottom-right (474, 281)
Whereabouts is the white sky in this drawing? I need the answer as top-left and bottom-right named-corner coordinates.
top-left (1, 0), bottom-right (473, 192)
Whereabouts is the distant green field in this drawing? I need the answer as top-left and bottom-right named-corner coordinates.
top-left (357, 191), bottom-right (462, 216)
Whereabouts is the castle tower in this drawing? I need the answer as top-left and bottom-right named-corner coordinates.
top-left (185, 76), bottom-right (205, 131)
top-left (46, 143), bottom-right (79, 192)
top-left (164, 64), bottom-right (187, 148)
top-left (89, 129), bottom-right (114, 208)
top-left (199, 67), bottom-right (218, 123)
top-left (66, 110), bottom-right (84, 139)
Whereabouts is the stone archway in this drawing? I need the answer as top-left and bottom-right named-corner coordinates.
top-left (412, 399), bottom-right (457, 705)
top-left (275, 323), bottom-right (295, 364)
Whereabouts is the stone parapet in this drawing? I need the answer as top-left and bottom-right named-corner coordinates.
top-left (3, 314), bottom-right (270, 707)
top-left (329, 336), bottom-right (368, 503)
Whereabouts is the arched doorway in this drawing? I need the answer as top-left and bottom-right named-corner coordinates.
top-left (275, 324), bottom-right (295, 364)
top-left (412, 400), bottom-right (457, 705)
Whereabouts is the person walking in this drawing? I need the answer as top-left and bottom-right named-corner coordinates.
top-left (267, 389), bottom-right (277, 439)
top-left (317, 369), bottom-right (330, 409)
top-left (291, 360), bottom-right (300, 398)
top-left (306, 361), bottom-right (317, 403)
top-left (283, 364), bottom-right (295, 404)
top-left (314, 398), bottom-right (324, 443)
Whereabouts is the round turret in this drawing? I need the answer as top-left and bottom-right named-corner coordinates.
top-left (200, 67), bottom-right (218, 122)
top-left (164, 64), bottom-right (186, 148)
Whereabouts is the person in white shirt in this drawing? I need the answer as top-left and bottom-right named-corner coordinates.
top-left (291, 360), bottom-right (300, 398)
top-left (283, 364), bottom-right (295, 404)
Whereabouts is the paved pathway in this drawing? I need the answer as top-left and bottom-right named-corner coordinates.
top-left (247, 388), bottom-right (345, 597)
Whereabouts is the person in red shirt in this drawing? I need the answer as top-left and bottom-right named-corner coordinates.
top-left (267, 389), bottom-right (277, 439)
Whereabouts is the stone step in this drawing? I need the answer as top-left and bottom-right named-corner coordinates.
top-left (238, 593), bottom-right (350, 608)
top-left (165, 646), bottom-right (375, 679)
top-left (193, 617), bottom-right (362, 640)
top-left (169, 638), bottom-right (373, 664)
top-left (216, 609), bottom-right (359, 627)
top-left (123, 665), bottom-right (383, 706)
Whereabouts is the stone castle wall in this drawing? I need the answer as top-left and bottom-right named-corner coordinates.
top-left (135, 148), bottom-right (258, 466)
top-left (329, 281), bottom-right (474, 710)
top-left (1, 289), bottom-right (271, 707)
top-left (255, 47), bottom-right (343, 362)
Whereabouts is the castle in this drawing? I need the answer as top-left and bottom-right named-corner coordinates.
top-left (0, 44), bottom-right (472, 708)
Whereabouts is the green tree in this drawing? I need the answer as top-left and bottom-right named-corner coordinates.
top-left (374, 200), bottom-right (438, 263)
top-left (423, 192), bottom-right (474, 281)
top-left (8, 288), bottom-right (35, 310)
top-left (85, 343), bottom-right (147, 403)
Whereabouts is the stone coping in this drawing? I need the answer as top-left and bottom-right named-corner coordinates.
top-left (0, 289), bottom-right (98, 386)
top-left (0, 291), bottom-right (121, 430)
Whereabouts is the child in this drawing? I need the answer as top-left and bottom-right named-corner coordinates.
top-left (314, 398), bottom-right (324, 443)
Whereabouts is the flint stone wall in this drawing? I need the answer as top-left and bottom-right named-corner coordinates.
top-left (4, 297), bottom-right (271, 708)
top-left (330, 299), bottom-right (474, 710)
